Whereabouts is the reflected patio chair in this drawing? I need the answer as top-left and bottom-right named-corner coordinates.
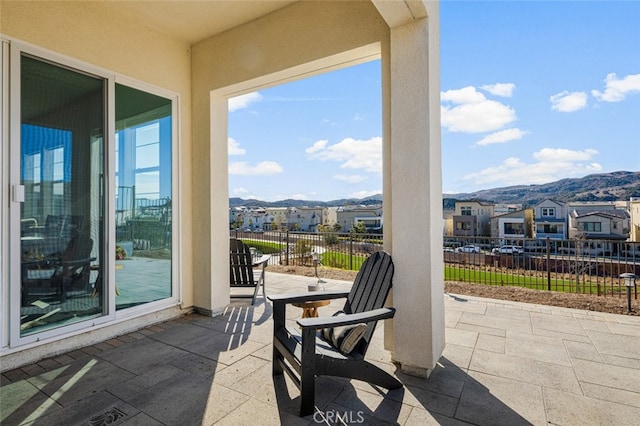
top-left (22, 233), bottom-right (94, 305)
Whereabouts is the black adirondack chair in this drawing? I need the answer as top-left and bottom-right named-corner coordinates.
top-left (22, 233), bottom-right (94, 305)
top-left (268, 250), bottom-right (401, 416)
top-left (230, 238), bottom-right (270, 305)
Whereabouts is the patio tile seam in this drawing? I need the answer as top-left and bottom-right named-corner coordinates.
top-left (467, 355), bottom-right (584, 396)
top-left (577, 379), bottom-right (640, 402)
top-left (540, 387), bottom-right (555, 426)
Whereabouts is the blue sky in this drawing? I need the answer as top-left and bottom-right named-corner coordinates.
top-left (229, 1), bottom-right (640, 201)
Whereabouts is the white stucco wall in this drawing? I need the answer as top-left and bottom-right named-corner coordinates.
top-left (190, 0), bottom-right (388, 313)
top-left (191, 0), bottom-right (444, 375)
top-left (1, 0), bottom-right (445, 376)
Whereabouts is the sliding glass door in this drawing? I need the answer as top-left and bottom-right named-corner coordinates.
top-left (19, 55), bottom-right (105, 335)
top-left (9, 48), bottom-right (176, 344)
top-left (114, 84), bottom-right (173, 310)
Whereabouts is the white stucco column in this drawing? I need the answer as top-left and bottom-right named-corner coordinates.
top-left (385, 6), bottom-right (445, 377)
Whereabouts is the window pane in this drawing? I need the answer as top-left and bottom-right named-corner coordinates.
top-left (20, 55), bottom-right (105, 336)
top-left (115, 84), bottom-right (172, 310)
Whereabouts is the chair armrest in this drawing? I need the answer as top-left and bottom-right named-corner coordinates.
top-left (297, 307), bottom-right (396, 329)
top-left (22, 258), bottom-right (59, 268)
top-left (252, 254), bottom-right (271, 267)
top-left (60, 257), bottom-right (93, 268)
top-left (268, 290), bottom-right (349, 305)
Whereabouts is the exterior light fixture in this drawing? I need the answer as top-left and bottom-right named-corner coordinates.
top-left (309, 251), bottom-right (325, 290)
top-left (619, 273), bottom-right (637, 312)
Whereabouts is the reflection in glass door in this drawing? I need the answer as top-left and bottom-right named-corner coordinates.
top-left (19, 55), bottom-right (105, 335)
top-left (115, 84), bottom-right (172, 310)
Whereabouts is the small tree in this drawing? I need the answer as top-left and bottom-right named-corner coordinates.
top-left (350, 221), bottom-right (367, 235)
top-left (319, 224), bottom-right (339, 245)
top-left (294, 239), bottom-right (313, 266)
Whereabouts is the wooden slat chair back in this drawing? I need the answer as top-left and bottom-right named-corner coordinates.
top-left (269, 250), bottom-right (401, 416)
top-left (230, 238), bottom-right (269, 305)
top-left (340, 250), bottom-right (394, 354)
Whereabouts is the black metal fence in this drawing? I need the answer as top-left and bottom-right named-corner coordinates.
top-left (230, 229), bottom-right (382, 271)
top-left (232, 230), bottom-right (639, 299)
top-left (444, 236), bottom-right (639, 298)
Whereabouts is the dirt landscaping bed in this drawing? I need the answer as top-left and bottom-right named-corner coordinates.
top-left (269, 264), bottom-right (639, 316)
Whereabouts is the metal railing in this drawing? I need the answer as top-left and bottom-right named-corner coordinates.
top-left (232, 230), bottom-right (639, 299)
top-left (230, 229), bottom-right (382, 271)
top-left (444, 236), bottom-right (639, 298)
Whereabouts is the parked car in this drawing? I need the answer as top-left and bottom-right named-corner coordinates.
top-left (492, 245), bottom-right (523, 255)
top-left (456, 245), bottom-right (480, 253)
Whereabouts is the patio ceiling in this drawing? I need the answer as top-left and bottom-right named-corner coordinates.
top-left (111, 0), bottom-right (299, 44)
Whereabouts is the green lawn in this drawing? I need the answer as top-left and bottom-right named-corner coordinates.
top-left (240, 239), bottom-right (283, 255)
top-left (321, 250), bottom-right (367, 271)
top-left (445, 266), bottom-right (602, 294)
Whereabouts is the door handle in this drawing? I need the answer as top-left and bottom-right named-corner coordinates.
top-left (12, 184), bottom-right (25, 202)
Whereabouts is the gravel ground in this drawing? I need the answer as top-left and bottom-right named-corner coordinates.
top-left (269, 264), bottom-right (639, 316)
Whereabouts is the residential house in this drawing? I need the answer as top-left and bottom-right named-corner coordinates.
top-left (229, 207), bottom-right (245, 229)
top-left (336, 205), bottom-right (383, 233)
top-left (494, 203), bottom-right (523, 215)
top-left (1, 1), bottom-right (443, 377)
top-left (533, 199), bottom-right (569, 240)
top-left (568, 209), bottom-right (630, 255)
top-left (286, 207), bottom-right (325, 232)
top-left (240, 207), bottom-right (269, 230)
top-left (569, 210), bottom-right (630, 241)
top-left (452, 201), bottom-right (494, 237)
top-left (630, 198), bottom-right (640, 242)
top-left (568, 201), bottom-right (618, 214)
top-left (324, 207), bottom-right (339, 230)
top-left (264, 207), bottom-right (288, 231)
top-left (490, 209), bottom-right (534, 242)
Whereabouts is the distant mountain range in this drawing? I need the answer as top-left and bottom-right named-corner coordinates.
top-left (443, 171), bottom-right (640, 208)
top-left (229, 193), bottom-right (383, 208)
top-left (230, 171), bottom-right (640, 209)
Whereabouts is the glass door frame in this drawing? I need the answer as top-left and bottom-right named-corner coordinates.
top-left (112, 76), bottom-right (181, 320)
top-left (1, 39), bottom-right (9, 351)
top-left (6, 41), bottom-right (180, 348)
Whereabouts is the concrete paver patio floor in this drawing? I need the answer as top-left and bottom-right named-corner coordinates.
top-left (2, 271), bottom-right (640, 425)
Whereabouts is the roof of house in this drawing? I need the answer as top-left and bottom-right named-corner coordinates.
top-left (534, 199), bottom-right (568, 207)
top-left (573, 210), bottom-right (630, 220)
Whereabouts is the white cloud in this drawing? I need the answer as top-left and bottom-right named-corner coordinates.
top-left (307, 137), bottom-right (382, 173)
top-left (229, 161), bottom-right (283, 176)
top-left (334, 174), bottom-right (367, 183)
top-left (591, 73), bottom-right (640, 102)
top-left (476, 128), bottom-right (529, 146)
top-left (441, 86), bottom-right (517, 133)
top-left (305, 140), bottom-right (328, 155)
top-left (550, 91), bottom-right (588, 112)
top-left (441, 86), bottom-right (487, 104)
top-left (349, 190), bottom-right (381, 199)
top-left (231, 187), bottom-right (248, 196)
top-left (532, 147), bottom-right (598, 162)
top-left (228, 137), bottom-right (246, 156)
top-left (228, 91), bottom-right (263, 112)
top-left (353, 113), bottom-right (365, 121)
top-left (481, 83), bottom-right (516, 97)
top-left (462, 148), bottom-right (602, 187)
